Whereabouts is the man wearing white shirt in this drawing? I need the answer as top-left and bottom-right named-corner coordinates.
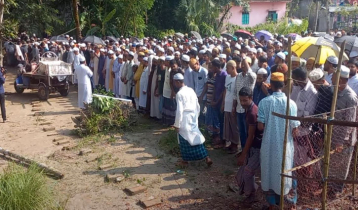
top-left (219, 54), bottom-right (227, 72)
top-left (74, 56), bottom-right (93, 109)
top-left (347, 60), bottom-right (358, 95)
top-left (181, 55), bottom-right (194, 90)
top-left (323, 55), bottom-right (338, 85)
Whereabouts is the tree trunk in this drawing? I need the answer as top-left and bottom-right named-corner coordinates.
top-left (0, 0), bottom-right (4, 66)
top-left (72, 0), bottom-right (81, 41)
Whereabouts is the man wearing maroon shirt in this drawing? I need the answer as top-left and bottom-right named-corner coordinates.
top-left (235, 86), bottom-right (263, 205)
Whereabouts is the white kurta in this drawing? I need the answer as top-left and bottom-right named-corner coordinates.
top-left (150, 67), bottom-right (161, 119)
top-left (73, 54), bottom-right (81, 84)
top-left (126, 60), bottom-right (134, 97)
top-left (112, 59), bottom-right (122, 97)
top-left (120, 61), bottom-right (128, 98)
top-left (139, 66), bottom-right (149, 107)
top-left (74, 64), bottom-right (93, 109)
top-left (174, 86), bottom-right (205, 146)
top-left (104, 56), bottom-right (116, 91)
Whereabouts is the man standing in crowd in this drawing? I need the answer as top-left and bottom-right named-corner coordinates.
top-left (0, 67), bottom-right (6, 123)
top-left (173, 73), bottom-right (213, 167)
top-left (258, 72), bottom-right (300, 209)
top-left (324, 56), bottom-right (338, 85)
top-left (74, 56), bottom-right (93, 109)
top-left (233, 56), bottom-right (257, 150)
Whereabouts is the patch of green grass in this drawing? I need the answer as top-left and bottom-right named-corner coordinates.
top-left (0, 163), bottom-right (59, 210)
top-left (158, 128), bottom-right (180, 157)
top-left (122, 170), bottom-right (131, 178)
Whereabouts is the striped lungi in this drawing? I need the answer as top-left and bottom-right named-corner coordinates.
top-left (178, 134), bottom-right (208, 161)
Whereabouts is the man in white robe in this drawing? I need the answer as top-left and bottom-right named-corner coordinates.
top-left (125, 52), bottom-right (135, 99)
top-left (74, 55), bottom-right (93, 109)
top-left (72, 47), bottom-right (81, 84)
top-left (173, 73), bottom-right (213, 167)
top-left (104, 50), bottom-right (116, 92)
top-left (139, 57), bottom-right (149, 109)
top-left (120, 52), bottom-right (128, 98)
top-left (112, 54), bottom-right (123, 97)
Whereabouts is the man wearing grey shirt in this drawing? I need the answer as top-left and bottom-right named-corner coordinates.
top-left (329, 65), bottom-right (358, 196)
top-left (190, 58), bottom-right (208, 120)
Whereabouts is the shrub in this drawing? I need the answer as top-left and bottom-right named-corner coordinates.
top-left (73, 99), bottom-right (138, 137)
top-left (159, 128), bottom-right (181, 157)
top-left (0, 163), bottom-right (58, 210)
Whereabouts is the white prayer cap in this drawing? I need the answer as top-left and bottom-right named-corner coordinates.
top-left (73, 40), bottom-right (77, 43)
top-left (108, 50), bottom-right (114, 54)
top-left (159, 56), bottom-right (166, 61)
top-left (327, 55), bottom-right (338, 65)
top-left (100, 49), bottom-right (105, 52)
top-left (70, 37), bottom-right (73, 40)
top-left (192, 40), bottom-right (196, 43)
top-left (174, 51), bottom-right (180, 55)
top-left (233, 50), bottom-right (240, 55)
top-left (234, 43), bottom-right (241, 50)
top-left (257, 68), bottom-right (268, 75)
top-left (126, 38), bottom-right (129, 41)
top-left (142, 46), bottom-right (147, 50)
top-left (65, 35), bottom-right (69, 38)
top-left (209, 44), bottom-right (215, 49)
top-left (173, 73), bottom-right (184, 80)
top-left (249, 48), bottom-right (257, 54)
top-left (80, 43), bottom-right (86, 47)
top-left (350, 51), bottom-right (358, 58)
top-left (201, 45), bottom-right (207, 50)
top-left (245, 45), bottom-right (251, 50)
top-left (118, 54), bottom-right (123, 59)
top-left (159, 48), bottom-right (165, 53)
top-left (128, 51), bottom-right (134, 56)
top-left (214, 57), bottom-right (220, 60)
top-left (115, 41), bottom-right (119, 44)
top-left (73, 47), bottom-right (79, 52)
top-left (239, 37), bottom-right (243, 41)
top-left (165, 56), bottom-right (174, 61)
top-left (257, 48), bottom-right (263, 53)
top-left (191, 47), bottom-right (197, 52)
top-left (70, 43), bottom-right (75, 46)
top-left (308, 68), bottom-right (324, 82)
top-left (179, 45), bottom-right (183, 50)
top-left (217, 45), bottom-right (222, 51)
top-left (182, 55), bottom-right (190, 62)
top-left (268, 40), bottom-right (273, 44)
top-left (168, 47), bottom-right (174, 52)
top-left (79, 55), bottom-right (86, 62)
top-left (153, 56), bottom-right (159, 60)
top-left (223, 38), bottom-right (227, 41)
top-left (340, 65), bottom-right (350, 78)
top-left (219, 54), bottom-right (227, 59)
top-left (116, 48), bottom-right (121, 52)
top-left (276, 52), bottom-right (286, 60)
top-left (292, 56), bottom-right (300, 62)
top-left (148, 50), bottom-right (155, 55)
top-left (199, 50), bottom-right (206, 54)
top-left (34, 42), bottom-right (39, 45)
top-left (143, 57), bottom-right (148, 62)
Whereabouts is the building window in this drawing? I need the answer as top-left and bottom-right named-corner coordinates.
top-left (268, 11), bottom-right (278, 22)
top-left (242, 12), bottom-right (249, 25)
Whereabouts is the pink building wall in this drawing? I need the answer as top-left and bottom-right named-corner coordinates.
top-left (226, 2), bottom-right (288, 27)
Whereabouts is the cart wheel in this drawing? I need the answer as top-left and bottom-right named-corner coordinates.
top-left (14, 81), bottom-right (24, 94)
top-left (38, 84), bottom-right (49, 101)
top-left (59, 88), bottom-right (69, 96)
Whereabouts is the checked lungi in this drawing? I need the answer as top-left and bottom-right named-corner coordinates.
top-left (178, 134), bottom-right (208, 161)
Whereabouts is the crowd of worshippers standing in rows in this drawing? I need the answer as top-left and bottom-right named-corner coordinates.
top-left (9, 34), bottom-right (358, 209)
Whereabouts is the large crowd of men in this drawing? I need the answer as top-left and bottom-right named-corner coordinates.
top-left (4, 31), bottom-right (358, 209)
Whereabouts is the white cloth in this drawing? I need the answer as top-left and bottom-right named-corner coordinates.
top-left (251, 59), bottom-right (260, 73)
top-left (120, 61), bottom-right (128, 97)
top-left (184, 67), bottom-right (195, 90)
top-left (290, 81), bottom-right (318, 117)
top-left (15, 45), bottom-right (24, 60)
top-left (174, 86), bottom-right (205, 146)
top-left (348, 74), bottom-right (358, 95)
top-left (163, 68), bottom-right (172, 98)
top-left (325, 72), bottom-right (333, 85)
top-left (73, 54), bottom-right (81, 84)
top-left (139, 66), bottom-right (149, 107)
top-left (74, 64), bottom-right (93, 109)
top-left (224, 75), bottom-right (237, 112)
top-left (112, 59), bottom-right (122, 97)
top-left (150, 67), bottom-right (162, 119)
top-left (126, 60), bottom-right (135, 97)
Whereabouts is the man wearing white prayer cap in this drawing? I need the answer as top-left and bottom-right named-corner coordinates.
top-left (347, 60), bottom-right (358, 94)
top-left (308, 68), bottom-right (327, 89)
top-left (253, 68), bottom-right (270, 105)
top-left (104, 49), bottom-right (117, 91)
top-left (330, 64), bottom-right (358, 192)
top-left (275, 52), bottom-right (286, 65)
top-left (74, 55), bottom-right (93, 109)
top-left (112, 52), bottom-right (124, 97)
top-left (172, 72), bottom-right (213, 167)
top-left (181, 55), bottom-right (194, 90)
top-left (324, 55), bottom-right (338, 85)
top-left (292, 56), bottom-right (301, 69)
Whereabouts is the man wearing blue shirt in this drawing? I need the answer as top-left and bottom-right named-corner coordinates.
top-left (0, 67), bottom-right (6, 123)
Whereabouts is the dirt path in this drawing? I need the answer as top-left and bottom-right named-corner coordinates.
top-left (0, 68), bottom-right (250, 210)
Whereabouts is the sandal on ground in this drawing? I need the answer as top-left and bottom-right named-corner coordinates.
top-left (205, 157), bottom-right (213, 167)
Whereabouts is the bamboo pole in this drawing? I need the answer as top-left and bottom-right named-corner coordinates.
top-left (271, 111), bottom-right (358, 127)
top-left (0, 147), bottom-right (64, 179)
top-left (280, 36), bottom-right (293, 210)
top-left (321, 41), bottom-right (346, 210)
